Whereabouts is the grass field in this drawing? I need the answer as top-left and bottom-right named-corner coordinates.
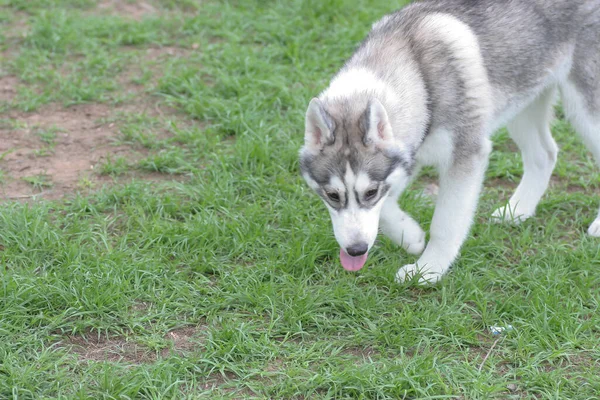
top-left (1, 0), bottom-right (600, 398)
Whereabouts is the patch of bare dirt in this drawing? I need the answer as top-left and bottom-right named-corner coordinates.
top-left (550, 175), bottom-right (600, 194)
top-left (143, 46), bottom-right (191, 61)
top-left (1, 10), bottom-right (29, 40)
top-left (0, 69), bottom-right (190, 201)
top-left (66, 332), bottom-right (156, 363)
top-left (117, 45), bottom-right (194, 94)
top-left (0, 10), bottom-right (201, 202)
top-left (62, 325), bottom-right (206, 364)
top-left (97, 0), bottom-right (158, 20)
top-left (130, 300), bottom-right (152, 312)
top-left (160, 327), bottom-right (200, 357)
top-left (341, 346), bottom-right (379, 362)
top-left (1, 11), bottom-right (29, 64)
top-left (485, 177), bottom-right (517, 191)
top-left (0, 103), bottom-right (152, 200)
top-left (0, 75), bottom-right (18, 103)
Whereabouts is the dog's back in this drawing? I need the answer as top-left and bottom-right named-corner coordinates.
top-left (364, 0), bottom-right (594, 93)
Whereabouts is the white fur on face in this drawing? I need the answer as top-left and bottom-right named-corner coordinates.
top-left (327, 200), bottom-right (385, 253)
top-left (343, 162), bottom-right (356, 192)
top-left (302, 172), bottom-right (320, 191)
top-left (304, 156), bottom-right (411, 253)
top-left (324, 165), bottom-right (407, 252)
top-left (354, 171), bottom-right (372, 194)
top-left (328, 175), bottom-right (345, 193)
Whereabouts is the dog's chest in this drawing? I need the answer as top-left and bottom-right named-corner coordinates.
top-left (414, 128), bottom-right (454, 169)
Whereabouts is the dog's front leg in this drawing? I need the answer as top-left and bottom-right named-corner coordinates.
top-left (396, 140), bottom-right (491, 284)
top-left (380, 196), bottom-right (426, 255)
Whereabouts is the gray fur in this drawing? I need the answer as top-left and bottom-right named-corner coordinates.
top-left (302, 0), bottom-right (600, 175)
top-left (569, 3), bottom-right (600, 112)
top-left (300, 0), bottom-right (600, 281)
top-left (300, 94), bottom-right (407, 186)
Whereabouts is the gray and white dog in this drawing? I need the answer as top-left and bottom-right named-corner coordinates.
top-left (299, 0), bottom-right (600, 283)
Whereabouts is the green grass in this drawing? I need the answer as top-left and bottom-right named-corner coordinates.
top-left (1, 0), bottom-right (600, 399)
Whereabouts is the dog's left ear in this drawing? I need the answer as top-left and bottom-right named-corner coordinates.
top-left (304, 98), bottom-right (335, 153)
top-left (363, 99), bottom-right (394, 148)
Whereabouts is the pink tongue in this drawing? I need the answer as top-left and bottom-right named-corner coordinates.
top-left (339, 248), bottom-right (368, 271)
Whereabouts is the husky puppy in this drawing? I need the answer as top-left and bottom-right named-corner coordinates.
top-left (299, 0), bottom-right (600, 283)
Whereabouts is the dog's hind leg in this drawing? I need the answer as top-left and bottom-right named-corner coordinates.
top-left (492, 88), bottom-right (558, 223)
top-left (380, 195), bottom-right (425, 255)
top-left (560, 80), bottom-right (600, 236)
top-left (560, 23), bottom-right (600, 236)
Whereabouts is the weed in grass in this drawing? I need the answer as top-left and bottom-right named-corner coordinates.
top-left (118, 114), bottom-right (165, 149)
top-left (77, 175), bottom-right (95, 190)
top-left (31, 147), bottom-right (53, 157)
top-left (0, 148), bottom-right (14, 161)
top-left (21, 173), bottom-right (52, 190)
top-left (137, 148), bottom-right (192, 174)
top-left (98, 155), bottom-right (130, 176)
top-left (35, 126), bottom-right (61, 145)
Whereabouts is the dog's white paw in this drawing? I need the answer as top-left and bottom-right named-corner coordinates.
top-left (491, 205), bottom-right (533, 225)
top-left (395, 263), bottom-right (443, 285)
top-left (588, 219), bottom-right (600, 237)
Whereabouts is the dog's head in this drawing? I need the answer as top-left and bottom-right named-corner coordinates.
top-left (299, 96), bottom-right (413, 271)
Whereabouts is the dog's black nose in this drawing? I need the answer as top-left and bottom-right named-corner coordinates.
top-left (346, 242), bottom-right (368, 257)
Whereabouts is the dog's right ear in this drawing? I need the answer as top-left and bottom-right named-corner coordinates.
top-left (304, 98), bottom-right (335, 152)
top-left (363, 99), bottom-right (395, 149)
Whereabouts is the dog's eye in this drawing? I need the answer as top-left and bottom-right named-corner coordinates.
top-left (326, 192), bottom-right (340, 202)
top-left (365, 188), bottom-right (378, 201)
